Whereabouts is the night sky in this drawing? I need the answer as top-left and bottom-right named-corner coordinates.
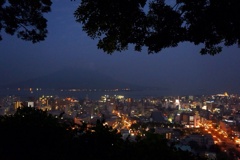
top-left (0, 0), bottom-right (240, 96)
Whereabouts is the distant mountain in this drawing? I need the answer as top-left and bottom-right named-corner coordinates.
top-left (1, 68), bottom-right (146, 90)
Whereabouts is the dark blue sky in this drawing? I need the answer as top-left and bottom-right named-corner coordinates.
top-left (0, 0), bottom-right (240, 95)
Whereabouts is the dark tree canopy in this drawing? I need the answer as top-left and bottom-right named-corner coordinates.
top-left (1, 0), bottom-right (239, 55)
top-left (75, 0), bottom-right (240, 55)
top-left (0, 0), bottom-right (52, 42)
top-left (0, 106), bottom-right (203, 160)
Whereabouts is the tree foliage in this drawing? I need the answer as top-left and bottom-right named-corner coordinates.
top-left (0, 106), bottom-right (70, 159)
top-left (0, 106), bottom-right (206, 160)
top-left (0, 0), bottom-right (52, 42)
top-left (75, 0), bottom-right (240, 55)
top-left (1, 0), bottom-right (239, 55)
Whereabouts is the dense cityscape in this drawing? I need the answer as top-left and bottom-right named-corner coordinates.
top-left (1, 89), bottom-right (240, 159)
top-left (1, 0), bottom-right (240, 159)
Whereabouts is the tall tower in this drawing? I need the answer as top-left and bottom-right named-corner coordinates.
top-left (194, 111), bottom-right (200, 128)
top-left (175, 97), bottom-right (181, 110)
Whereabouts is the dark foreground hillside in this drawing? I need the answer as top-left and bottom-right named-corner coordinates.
top-left (0, 107), bottom-right (207, 160)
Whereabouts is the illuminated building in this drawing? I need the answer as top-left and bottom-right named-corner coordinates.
top-left (14, 101), bottom-right (22, 110)
top-left (179, 112), bottom-right (199, 128)
top-left (27, 101), bottom-right (34, 107)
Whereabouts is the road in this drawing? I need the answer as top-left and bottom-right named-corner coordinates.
top-left (201, 122), bottom-right (240, 156)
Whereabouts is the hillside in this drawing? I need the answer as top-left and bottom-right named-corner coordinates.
top-left (2, 68), bottom-right (143, 90)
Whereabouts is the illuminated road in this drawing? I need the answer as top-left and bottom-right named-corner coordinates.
top-left (201, 122), bottom-right (240, 154)
top-left (112, 110), bottom-right (133, 131)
